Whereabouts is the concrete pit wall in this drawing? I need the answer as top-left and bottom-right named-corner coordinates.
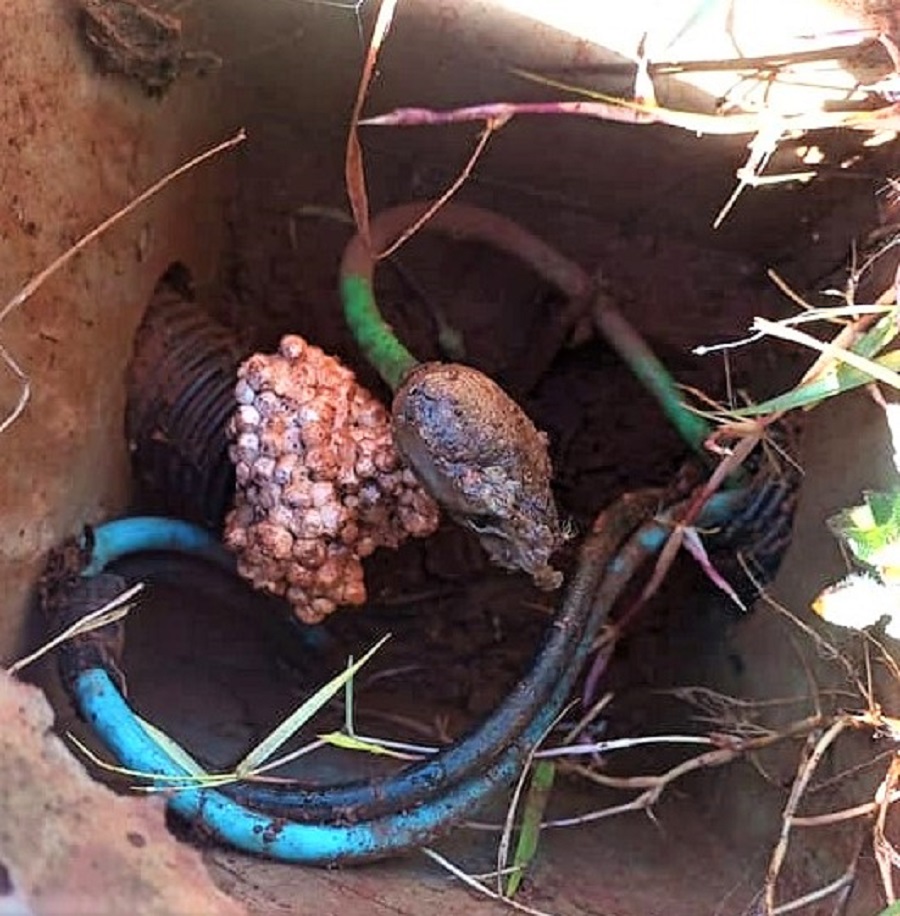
top-left (0, 0), bottom-right (232, 658)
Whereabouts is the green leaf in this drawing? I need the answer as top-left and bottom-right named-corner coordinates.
top-left (875, 902), bottom-right (900, 916)
top-left (318, 730), bottom-right (412, 759)
top-left (236, 634), bottom-right (391, 776)
top-left (505, 761), bottom-right (556, 899)
top-left (829, 490), bottom-right (900, 569)
top-left (867, 490), bottom-right (900, 527)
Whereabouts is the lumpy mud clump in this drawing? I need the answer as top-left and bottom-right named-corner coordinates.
top-left (224, 335), bottom-right (439, 623)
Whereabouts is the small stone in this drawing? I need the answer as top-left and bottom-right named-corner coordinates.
top-left (374, 447), bottom-right (399, 473)
top-left (235, 404), bottom-right (261, 430)
top-left (318, 502), bottom-right (343, 536)
top-left (316, 558), bottom-right (341, 588)
top-left (283, 484), bottom-right (312, 509)
top-left (301, 421), bottom-right (329, 449)
top-left (357, 536), bottom-right (376, 558)
top-left (280, 335), bottom-right (306, 360)
top-left (256, 391), bottom-right (281, 418)
top-left (355, 455), bottom-right (376, 478)
top-left (252, 456), bottom-right (277, 483)
top-left (254, 521), bottom-right (293, 560)
top-left (302, 507), bottom-right (324, 538)
top-left (293, 538), bottom-right (326, 568)
top-left (339, 576), bottom-right (367, 606)
top-left (236, 432), bottom-right (259, 455)
top-left (273, 453), bottom-right (299, 485)
top-left (281, 427), bottom-right (304, 454)
top-left (269, 505), bottom-right (294, 530)
top-left (309, 481), bottom-right (335, 508)
top-left (235, 378), bottom-right (256, 405)
top-left (309, 597), bottom-right (336, 619)
top-left (287, 565), bottom-right (316, 589)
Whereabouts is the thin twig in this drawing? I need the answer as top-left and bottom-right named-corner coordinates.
top-left (531, 40), bottom-right (886, 78)
top-left (545, 746), bottom-right (745, 827)
top-left (537, 735), bottom-right (714, 759)
top-left (361, 97), bottom-right (900, 136)
top-left (560, 715), bottom-right (824, 797)
top-left (805, 748), bottom-right (897, 799)
top-left (772, 868), bottom-right (858, 914)
top-left (7, 583), bottom-right (144, 675)
top-left (798, 284), bottom-right (897, 387)
top-left (791, 791), bottom-right (900, 828)
top-left (873, 754), bottom-right (900, 904)
top-left (563, 692), bottom-right (614, 745)
top-left (0, 128), bottom-right (246, 435)
top-left (754, 316), bottom-right (900, 392)
top-left (548, 721), bottom-right (822, 828)
top-left (421, 847), bottom-right (557, 916)
top-left (0, 340), bottom-right (31, 436)
top-left (766, 269), bottom-right (818, 313)
top-left (742, 560), bottom-right (865, 696)
top-left (0, 130), bottom-right (245, 328)
top-left (764, 719), bottom-right (849, 914)
top-left (344, 0), bottom-right (399, 247)
top-left (376, 117), bottom-right (509, 260)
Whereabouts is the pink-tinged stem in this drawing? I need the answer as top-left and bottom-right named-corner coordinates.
top-left (360, 101), bottom-right (900, 135)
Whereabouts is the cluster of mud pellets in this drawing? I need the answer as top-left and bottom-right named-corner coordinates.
top-left (223, 335), bottom-right (439, 623)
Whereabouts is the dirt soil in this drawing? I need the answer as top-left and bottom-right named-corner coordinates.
top-left (98, 10), bottom-right (896, 911)
top-left (203, 116), bottom-right (812, 718)
top-left (111, 118), bottom-right (852, 915)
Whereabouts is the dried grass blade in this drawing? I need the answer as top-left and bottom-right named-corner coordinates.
top-left (345, 0), bottom-right (399, 247)
top-left (421, 847), bottom-right (558, 916)
top-left (753, 317), bottom-right (900, 392)
top-left (7, 583), bottom-right (143, 676)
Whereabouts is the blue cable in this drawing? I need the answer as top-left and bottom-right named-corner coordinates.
top-left (81, 517), bottom-right (226, 576)
top-left (63, 490), bottom-right (753, 863)
top-left (230, 487), bottom-right (751, 817)
top-left (73, 666), bottom-right (538, 863)
top-left (69, 496), bottom-right (653, 863)
top-left (73, 515), bottom-right (613, 823)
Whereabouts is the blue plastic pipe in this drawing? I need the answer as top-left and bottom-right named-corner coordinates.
top-left (73, 666), bottom-right (542, 863)
top-left (81, 517), bottom-right (226, 576)
top-left (76, 516), bottom-right (612, 823)
top-left (65, 492), bottom-right (750, 862)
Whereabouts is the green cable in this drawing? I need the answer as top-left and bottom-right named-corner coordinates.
top-left (605, 324), bottom-right (750, 487)
top-left (594, 304), bottom-right (712, 459)
top-left (341, 273), bottom-right (418, 391)
top-left (338, 205), bottom-right (735, 483)
top-left (629, 349), bottom-right (714, 457)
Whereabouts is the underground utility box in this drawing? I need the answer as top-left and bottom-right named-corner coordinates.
top-left (2, 1), bottom-right (900, 914)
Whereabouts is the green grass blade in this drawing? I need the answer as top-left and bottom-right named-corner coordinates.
top-left (722, 309), bottom-right (900, 417)
top-left (236, 634), bottom-right (390, 776)
top-left (318, 730), bottom-right (413, 759)
top-left (875, 903), bottom-right (900, 916)
top-left (505, 761), bottom-right (556, 898)
top-left (134, 715), bottom-right (210, 777)
top-left (728, 349), bottom-right (900, 417)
